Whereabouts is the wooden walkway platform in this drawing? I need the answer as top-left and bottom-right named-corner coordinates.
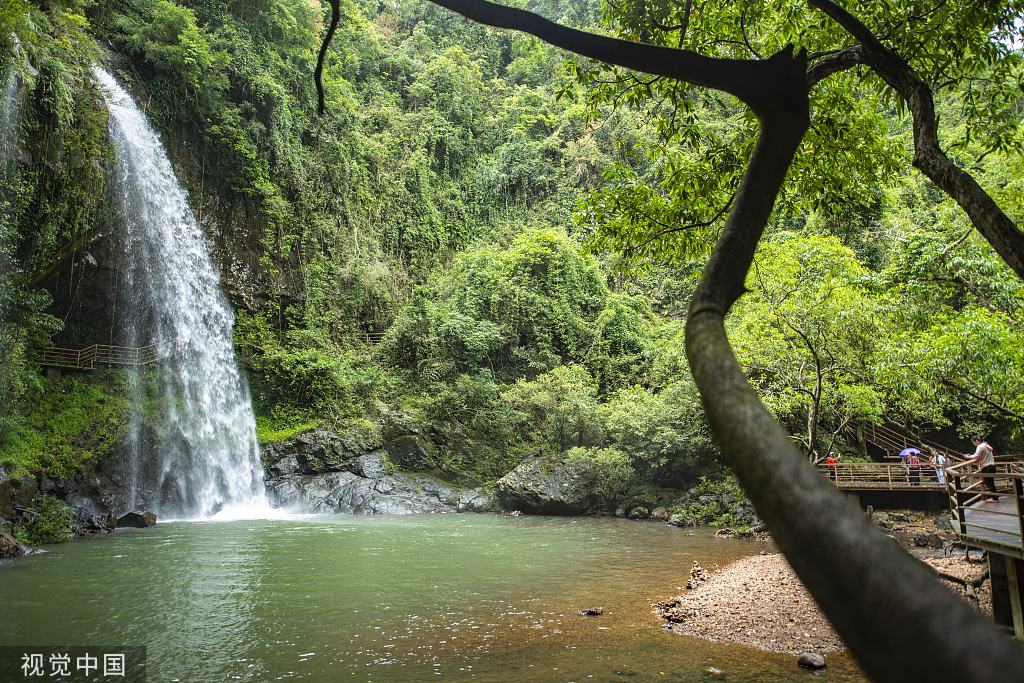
top-left (947, 461), bottom-right (1024, 560)
top-left (817, 461), bottom-right (947, 491)
top-left (40, 342), bottom-right (172, 370)
top-left (960, 497), bottom-right (1023, 551)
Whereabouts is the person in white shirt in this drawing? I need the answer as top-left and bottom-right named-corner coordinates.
top-left (965, 436), bottom-right (997, 503)
top-left (929, 450), bottom-right (947, 486)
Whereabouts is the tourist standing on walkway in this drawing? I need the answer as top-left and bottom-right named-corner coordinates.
top-left (906, 451), bottom-right (921, 486)
top-left (965, 436), bottom-right (997, 503)
top-left (898, 447), bottom-right (920, 484)
top-left (824, 452), bottom-right (841, 482)
top-left (929, 450), bottom-right (948, 485)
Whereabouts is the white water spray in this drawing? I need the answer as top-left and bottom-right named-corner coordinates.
top-left (0, 54), bottom-right (21, 311)
top-left (0, 64), bottom-right (19, 167)
top-left (94, 67), bottom-right (269, 519)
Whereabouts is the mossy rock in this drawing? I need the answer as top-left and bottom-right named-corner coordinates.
top-left (383, 434), bottom-right (438, 471)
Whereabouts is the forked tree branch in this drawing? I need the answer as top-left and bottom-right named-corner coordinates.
top-left (808, 0), bottom-right (1024, 281)
top-left (316, 0), bottom-right (804, 115)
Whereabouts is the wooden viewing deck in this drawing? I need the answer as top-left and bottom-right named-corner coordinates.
top-left (819, 456), bottom-right (1024, 636)
top-left (40, 342), bottom-right (173, 370)
top-left (817, 461), bottom-right (948, 491)
top-left (947, 460), bottom-right (1024, 560)
top-left (946, 459), bottom-right (1024, 639)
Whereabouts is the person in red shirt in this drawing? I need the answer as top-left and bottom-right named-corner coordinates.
top-left (906, 451), bottom-right (921, 486)
top-left (824, 452), bottom-right (841, 482)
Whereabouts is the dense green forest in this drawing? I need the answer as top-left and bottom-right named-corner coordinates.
top-left (2, 0), bottom-right (1024, 506)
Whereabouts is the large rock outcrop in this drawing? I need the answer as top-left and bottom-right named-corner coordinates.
top-left (494, 455), bottom-right (598, 515)
top-left (262, 428), bottom-right (383, 476)
top-left (264, 433), bottom-right (495, 515)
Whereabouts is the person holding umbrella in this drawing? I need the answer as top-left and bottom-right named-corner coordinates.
top-left (899, 447), bottom-right (921, 485)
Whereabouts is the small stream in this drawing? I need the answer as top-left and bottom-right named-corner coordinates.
top-left (1, 515), bottom-right (866, 682)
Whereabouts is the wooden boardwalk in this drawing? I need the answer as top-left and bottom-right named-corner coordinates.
top-left (960, 497), bottom-right (1024, 550)
top-left (40, 342), bottom-right (171, 370)
top-left (947, 461), bottom-right (1024, 560)
top-left (817, 461), bottom-right (947, 491)
top-left (816, 458), bottom-right (1024, 556)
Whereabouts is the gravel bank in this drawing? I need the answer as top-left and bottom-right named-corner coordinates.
top-left (655, 551), bottom-right (993, 654)
top-left (656, 554), bottom-right (845, 653)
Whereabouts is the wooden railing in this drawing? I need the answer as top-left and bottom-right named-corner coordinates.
top-left (361, 331), bottom-right (386, 344)
top-left (817, 461), bottom-right (949, 490)
top-left (40, 342), bottom-right (171, 370)
top-left (866, 423), bottom-right (962, 463)
top-left (946, 459), bottom-right (1024, 556)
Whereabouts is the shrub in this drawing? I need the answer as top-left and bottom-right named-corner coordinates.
top-left (564, 446), bottom-right (635, 507)
top-left (15, 494), bottom-right (73, 545)
top-left (668, 475), bottom-right (755, 529)
top-left (502, 364), bottom-right (602, 453)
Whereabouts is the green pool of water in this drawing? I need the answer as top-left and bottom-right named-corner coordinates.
top-left (1, 514), bottom-right (866, 681)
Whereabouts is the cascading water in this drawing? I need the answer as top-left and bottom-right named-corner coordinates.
top-left (0, 52), bottom-right (22, 314)
top-left (0, 62), bottom-right (19, 167)
top-left (93, 67), bottom-right (269, 519)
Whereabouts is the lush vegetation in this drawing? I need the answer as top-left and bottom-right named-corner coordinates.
top-left (14, 494), bottom-right (73, 545)
top-left (2, 0), bottom-right (1024, 512)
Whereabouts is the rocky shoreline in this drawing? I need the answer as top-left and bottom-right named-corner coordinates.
top-left (656, 554), bottom-right (846, 654)
top-left (654, 510), bottom-right (994, 657)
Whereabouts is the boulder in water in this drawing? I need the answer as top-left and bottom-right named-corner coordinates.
top-left (494, 455), bottom-right (597, 515)
top-left (266, 470), bottom-right (495, 516)
top-left (78, 514), bottom-right (118, 536)
top-left (0, 525), bottom-right (24, 559)
top-left (116, 511), bottom-right (157, 528)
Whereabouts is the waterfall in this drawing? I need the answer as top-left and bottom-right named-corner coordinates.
top-left (93, 67), bottom-right (269, 519)
top-left (0, 55), bottom-right (21, 316)
top-left (0, 62), bottom-right (19, 168)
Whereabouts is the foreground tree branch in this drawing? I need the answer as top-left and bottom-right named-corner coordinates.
top-left (808, 0), bottom-right (1024, 281)
top-left (315, 1), bottom-right (1024, 678)
top-left (685, 65), bottom-right (1024, 680)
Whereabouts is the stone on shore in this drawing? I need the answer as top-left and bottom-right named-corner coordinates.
top-left (797, 652), bottom-right (827, 670)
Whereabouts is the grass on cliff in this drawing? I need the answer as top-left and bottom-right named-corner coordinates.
top-left (255, 416), bottom-right (322, 444)
top-left (0, 371), bottom-right (137, 479)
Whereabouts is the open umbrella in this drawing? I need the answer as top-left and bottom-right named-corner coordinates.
top-left (899, 447), bottom-right (921, 459)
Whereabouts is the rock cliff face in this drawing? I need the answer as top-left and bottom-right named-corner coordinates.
top-left (262, 431), bottom-right (496, 515)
